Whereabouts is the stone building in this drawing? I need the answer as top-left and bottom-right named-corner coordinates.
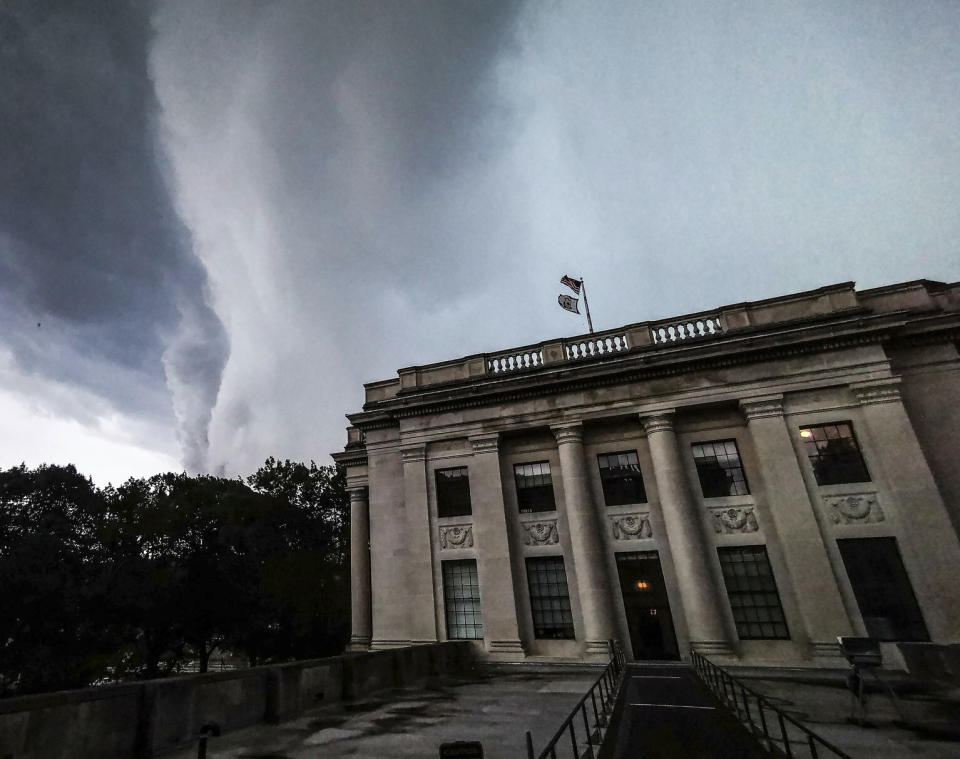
top-left (333, 280), bottom-right (960, 667)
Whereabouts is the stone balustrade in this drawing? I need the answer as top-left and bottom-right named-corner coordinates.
top-left (650, 316), bottom-right (723, 344)
top-left (564, 332), bottom-right (629, 360)
top-left (487, 348), bottom-right (544, 374)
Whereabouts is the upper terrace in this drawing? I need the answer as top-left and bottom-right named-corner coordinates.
top-left (359, 279), bottom-right (960, 409)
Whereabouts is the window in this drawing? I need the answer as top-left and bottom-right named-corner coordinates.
top-left (597, 451), bottom-right (647, 506)
top-left (436, 467), bottom-right (472, 518)
top-left (717, 546), bottom-right (789, 640)
top-left (514, 461), bottom-right (556, 513)
top-left (837, 537), bottom-right (928, 642)
top-left (442, 560), bottom-right (483, 640)
top-left (692, 440), bottom-right (749, 497)
top-left (526, 556), bottom-right (575, 639)
top-left (798, 422), bottom-right (870, 486)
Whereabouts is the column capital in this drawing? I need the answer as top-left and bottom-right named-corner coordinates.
top-left (347, 487), bottom-right (369, 504)
top-left (740, 395), bottom-right (785, 421)
top-left (850, 378), bottom-right (901, 406)
top-left (400, 442), bottom-right (427, 463)
top-left (639, 411), bottom-right (675, 435)
top-left (469, 433), bottom-right (500, 455)
top-left (550, 422), bottom-right (584, 445)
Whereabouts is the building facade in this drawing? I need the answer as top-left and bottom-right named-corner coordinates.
top-left (333, 280), bottom-right (960, 667)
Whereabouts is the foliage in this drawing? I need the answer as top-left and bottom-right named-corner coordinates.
top-left (0, 459), bottom-right (349, 697)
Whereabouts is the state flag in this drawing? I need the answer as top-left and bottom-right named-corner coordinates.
top-left (558, 294), bottom-right (580, 314)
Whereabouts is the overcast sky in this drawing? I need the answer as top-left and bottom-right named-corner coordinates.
top-left (2, 0), bottom-right (959, 484)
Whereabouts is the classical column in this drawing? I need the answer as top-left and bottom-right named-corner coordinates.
top-left (850, 379), bottom-right (960, 639)
top-left (347, 486), bottom-right (372, 651)
top-left (551, 422), bottom-right (617, 657)
top-left (402, 442), bottom-right (438, 643)
top-left (640, 412), bottom-right (732, 657)
top-left (469, 434), bottom-right (525, 657)
top-left (740, 397), bottom-right (852, 662)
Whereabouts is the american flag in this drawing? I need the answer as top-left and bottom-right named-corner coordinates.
top-left (560, 275), bottom-right (581, 294)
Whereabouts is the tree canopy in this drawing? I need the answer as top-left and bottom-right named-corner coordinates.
top-left (0, 459), bottom-right (349, 697)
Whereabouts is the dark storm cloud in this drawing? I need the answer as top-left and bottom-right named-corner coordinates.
top-left (0, 1), bottom-right (227, 466)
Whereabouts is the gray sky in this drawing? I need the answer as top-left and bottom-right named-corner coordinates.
top-left (2, 0), bottom-right (959, 483)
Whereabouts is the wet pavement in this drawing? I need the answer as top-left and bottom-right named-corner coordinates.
top-left (599, 664), bottom-right (768, 758)
top-left (167, 667), bottom-right (599, 759)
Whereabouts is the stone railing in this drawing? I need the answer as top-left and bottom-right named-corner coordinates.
top-left (564, 332), bottom-right (630, 360)
top-left (650, 315), bottom-right (722, 344)
top-left (487, 347), bottom-right (544, 374)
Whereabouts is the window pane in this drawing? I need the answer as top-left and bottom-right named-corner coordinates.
top-left (526, 556), bottom-right (575, 639)
top-left (717, 546), bottom-right (789, 640)
top-left (837, 537), bottom-right (928, 642)
top-left (692, 440), bottom-right (750, 497)
top-left (442, 560), bottom-right (483, 640)
top-left (597, 450), bottom-right (647, 506)
top-left (798, 422), bottom-right (870, 485)
top-left (514, 461), bottom-right (556, 513)
top-left (436, 467), bottom-right (472, 518)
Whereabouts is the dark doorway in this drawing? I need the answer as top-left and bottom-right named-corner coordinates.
top-left (616, 551), bottom-right (679, 660)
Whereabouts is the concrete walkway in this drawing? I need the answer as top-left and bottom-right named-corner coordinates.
top-left (599, 664), bottom-right (768, 758)
top-left (167, 667), bottom-right (598, 759)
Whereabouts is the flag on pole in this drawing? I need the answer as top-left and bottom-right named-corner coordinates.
top-left (560, 275), bottom-right (582, 294)
top-left (558, 294), bottom-right (580, 314)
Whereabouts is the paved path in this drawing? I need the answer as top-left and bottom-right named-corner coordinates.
top-left (601, 664), bottom-right (768, 758)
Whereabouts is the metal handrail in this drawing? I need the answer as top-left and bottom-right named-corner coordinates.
top-left (525, 640), bottom-right (627, 759)
top-left (690, 650), bottom-right (854, 759)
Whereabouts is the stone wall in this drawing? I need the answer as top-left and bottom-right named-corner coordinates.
top-left (0, 641), bottom-right (473, 759)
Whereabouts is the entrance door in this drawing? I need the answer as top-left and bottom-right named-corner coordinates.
top-left (616, 551), bottom-right (679, 660)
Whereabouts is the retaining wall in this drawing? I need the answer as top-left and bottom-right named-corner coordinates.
top-left (0, 641), bottom-right (474, 759)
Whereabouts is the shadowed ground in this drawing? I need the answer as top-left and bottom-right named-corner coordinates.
top-left (167, 667), bottom-right (598, 759)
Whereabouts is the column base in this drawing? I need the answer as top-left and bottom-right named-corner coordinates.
top-left (810, 640), bottom-right (847, 667)
top-left (346, 635), bottom-right (371, 653)
top-left (690, 640), bottom-right (737, 660)
top-left (370, 639), bottom-right (411, 650)
top-left (585, 639), bottom-right (617, 660)
top-left (485, 639), bottom-right (526, 660)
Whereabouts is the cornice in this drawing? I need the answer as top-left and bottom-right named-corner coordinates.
top-left (347, 313), bottom-right (954, 426)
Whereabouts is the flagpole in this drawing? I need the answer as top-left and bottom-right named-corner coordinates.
top-left (581, 276), bottom-right (594, 333)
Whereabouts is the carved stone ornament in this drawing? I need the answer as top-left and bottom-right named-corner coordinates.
top-left (610, 513), bottom-right (653, 540)
top-left (640, 414), bottom-right (674, 435)
top-left (826, 494), bottom-right (884, 525)
top-left (470, 435), bottom-right (499, 455)
top-left (439, 524), bottom-right (473, 550)
top-left (401, 444), bottom-right (427, 464)
top-left (710, 507), bottom-right (760, 535)
top-left (522, 520), bottom-right (559, 546)
top-left (551, 424), bottom-right (584, 446)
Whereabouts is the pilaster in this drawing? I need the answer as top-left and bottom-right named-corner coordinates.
top-left (740, 396), bottom-right (852, 664)
top-left (346, 486), bottom-right (372, 651)
top-left (468, 433), bottom-right (525, 658)
top-left (401, 442), bottom-right (438, 642)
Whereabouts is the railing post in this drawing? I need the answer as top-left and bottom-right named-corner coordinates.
top-left (525, 730), bottom-right (534, 759)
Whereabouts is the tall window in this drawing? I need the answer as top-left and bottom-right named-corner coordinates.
top-left (597, 451), bottom-right (647, 506)
top-left (526, 556), bottom-right (575, 639)
top-left (442, 560), bottom-right (483, 640)
top-left (692, 440), bottom-right (750, 497)
top-left (717, 546), bottom-right (789, 640)
top-left (837, 538), bottom-right (928, 641)
top-left (514, 462), bottom-right (556, 513)
top-left (799, 422), bottom-right (870, 486)
top-left (436, 467), bottom-right (472, 518)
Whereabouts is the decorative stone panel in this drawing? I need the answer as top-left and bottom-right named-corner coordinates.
top-left (709, 506), bottom-right (759, 535)
top-left (610, 513), bottom-right (653, 540)
top-left (439, 524), bottom-right (473, 549)
top-left (825, 493), bottom-right (885, 525)
top-left (521, 520), bottom-right (559, 546)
